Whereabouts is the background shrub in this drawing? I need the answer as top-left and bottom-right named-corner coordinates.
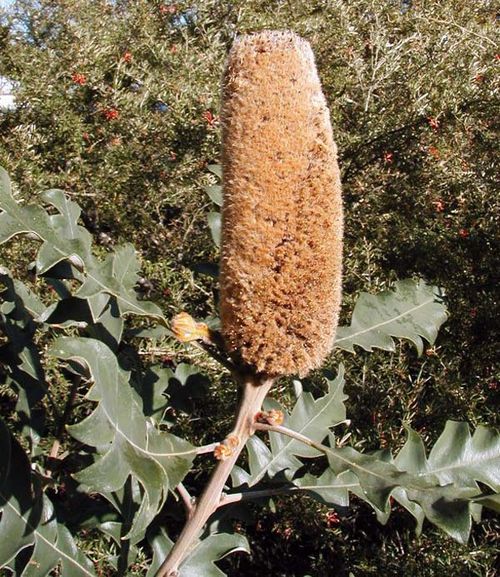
top-left (0, 1), bottom-right (498, 575)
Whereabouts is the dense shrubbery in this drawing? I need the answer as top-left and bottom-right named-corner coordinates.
top-left (0, 1), bottom-right (498, 576)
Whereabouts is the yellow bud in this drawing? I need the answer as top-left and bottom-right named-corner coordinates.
top-left (255, 409), bottom-right (285, 426)
top-left (214, 443), bottom-right (233, 461)
top-left (171, 312), bottom-right (211, 343)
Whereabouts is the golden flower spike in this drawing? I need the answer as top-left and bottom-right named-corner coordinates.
top-left (219, 30), bottom-right (343, 378)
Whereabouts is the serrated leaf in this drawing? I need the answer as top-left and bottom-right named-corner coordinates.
top-left (0, 170), bottom-right (166, 326)
top-left (290, 421), bottom-right (499, 543)
top-left (334, 279), bottom-right (448, 354)
top-left (473, 494), bottom-right (500, 513)
top-left (77, 245), bottom-right (165, 322)
top-left (207, 212), bottom-right (221, 247)
top-left (147, 529), bottom-right (249, 577)
top-left (0, 170), bottom-right (92, 274)
top-left (293, 469), bottom-right (358, 507)
top-left (234, 366), bottom-right (347, 487)
top-left (49, 337), bottom-right (196, 540)
top-left (0, 419), bottom-right (96, 576)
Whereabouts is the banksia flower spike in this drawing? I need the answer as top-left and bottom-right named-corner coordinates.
top-left (219, 30), bottom-right (343, 377)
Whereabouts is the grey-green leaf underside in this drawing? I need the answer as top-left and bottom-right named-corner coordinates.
top-left (147, 529), bottom-right (249, 577)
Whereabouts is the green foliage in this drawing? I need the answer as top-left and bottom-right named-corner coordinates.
top-left (0, 420), bottom-right (96, 576)
top-left (1, 169), bottom-right (497, 575)
top-left (51, 337), bottom-right (195, 542)
top-left (334, 280), bottom-right (447, 355)
top-left (147, 530), bottom-right (250, 577)
top-left (0, 0), bottom-right (498, 574)
top-left (232, 367), bottom-right (347, 487)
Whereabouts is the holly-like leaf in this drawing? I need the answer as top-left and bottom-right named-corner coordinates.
top-left (0, 170), bottom-right (166, 325)
top-left (49, 337), bottom-right (196, 541)
top-left (287, 422), bottom-right (499, 543)
top-left (147, 529), bottom-right (249, 577)
top-left (0, 419), bottom-right (96, 576)
top-left (232, 366), bottom-right (347, 487)
top-left (334, 279), bottom-right (447, 354)
top-left (77, 244), bottom-right (165, 322)
top-left (293, 469), bottom-right (358, 508)
top-left (0, 170), bottom-right (91, 273)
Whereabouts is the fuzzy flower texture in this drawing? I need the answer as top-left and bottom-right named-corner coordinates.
top-left (220, 31), bottom-right (343, 377)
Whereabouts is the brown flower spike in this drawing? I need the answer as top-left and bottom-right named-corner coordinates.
top-left (219, 31), bottom-right (343, 377)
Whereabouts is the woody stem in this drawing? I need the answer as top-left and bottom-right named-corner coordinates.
top-left (155, 374), bottom-right (274, 577)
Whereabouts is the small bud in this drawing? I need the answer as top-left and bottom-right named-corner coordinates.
top-left (214, 444), bottom-right (233, 461)
top-left (171, 312), bottom-right (211, 343)
top-left (226, 435), bottom-right (240, 449)
top-left (255, 409), bottom-right (284, 426)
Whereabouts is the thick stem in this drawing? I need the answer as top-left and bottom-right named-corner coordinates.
top-left (155, 374), bottom-right (274, 577)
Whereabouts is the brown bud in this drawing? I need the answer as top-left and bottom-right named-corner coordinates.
top-left (219, 31), bottom-right (343, 377)
top-left (171, 312), bottom-right (211, 343)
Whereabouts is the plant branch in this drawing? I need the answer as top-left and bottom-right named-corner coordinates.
top-left (195, 442), bottom-right (220, 455)
top-left (219, 485), bottom-right (303, 507)
top-left (254, 422), bottom-right (325, 452)
top-left (155, 374), bottom-right (275, 577)
top-left (176, 482), bottom-right (194, 518)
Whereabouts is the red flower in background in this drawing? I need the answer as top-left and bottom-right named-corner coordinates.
top-left (428, 145), bottom-right (440, 160)
top-left (160, 4), bottom-right (177, 14)
top-left (71, 73), bottom-right (86, 85)
top-left (458, 228), bottom-right (469, 238)
top-left (202, 110), bottom-right (219, 127)
top-left (432, 199), bottom-right (445, 212)
top-left (428, 117), bottom-right (440, 130)
top-left (325, 511), bottom-right (340, 527)
top-left (122, 52), bottom-right (133, 63)
top-left (102, 108), bottom-right (119, 121)
top-left (383, 151), bottom-right (394, 164)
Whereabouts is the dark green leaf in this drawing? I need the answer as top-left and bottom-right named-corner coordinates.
top-left (50, 337), bottom-right (196, 540)
top-left (0, 419), bottom-right (96, 576)
top-left (334, 279), bottom-right (448, 354)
